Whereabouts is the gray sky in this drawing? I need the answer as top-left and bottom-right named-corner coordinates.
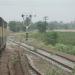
top-left (0, 0), bottom-right (75, 22)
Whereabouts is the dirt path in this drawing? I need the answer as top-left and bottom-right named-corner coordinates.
top-left (0, 48), bottom-right (12, 75)
top-left (0, 43), bottom-right (30, 75)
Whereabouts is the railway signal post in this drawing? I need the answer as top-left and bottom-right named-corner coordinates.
top-left (21, 14), bottom-right (32, 41)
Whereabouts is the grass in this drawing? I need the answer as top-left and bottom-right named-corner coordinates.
top-left (57, 32), bottom-right (75, 45)
top-left (30, 32), bottom-right (75, 45)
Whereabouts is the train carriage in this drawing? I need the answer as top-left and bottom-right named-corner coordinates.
top-left (0, 17), bottom-right (7, 53)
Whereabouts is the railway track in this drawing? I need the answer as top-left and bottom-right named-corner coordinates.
top-left (7, 51), bottom-right (42, 75)
top-left (26, 54), bottom-right (43, 75)
top-left (16, 47), bottom-right (42, 75)
top-left (7, 50), bottom-right (25, 75)
top-left (8, 39), bottom-right (75, 73)
top-left (7, 59), bottom-right (15, 75)
top-left (6, 47), bottom-right (41, 75)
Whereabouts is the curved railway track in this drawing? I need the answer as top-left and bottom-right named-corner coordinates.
top-left (8, 39), bottom-right (75, 73)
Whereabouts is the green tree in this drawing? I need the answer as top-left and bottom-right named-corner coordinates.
top-left (8, 21), bottom-right (22, 32)
top-left (37, 21), bottom-right (47, 33)
top-left (44, 32), bottom-right (58, 45)
top-left (49, 21), bottom-right (58, 30)
top-left (8, 21), bottom-right (17, 32)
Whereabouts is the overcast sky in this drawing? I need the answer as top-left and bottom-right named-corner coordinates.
top-left (0, 0), bottom-right (75, 22)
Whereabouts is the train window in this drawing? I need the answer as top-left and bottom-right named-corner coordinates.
top-left (4, 22), bottom-right (7, 28)
top-left (0, 17), bottom-right (3, 26)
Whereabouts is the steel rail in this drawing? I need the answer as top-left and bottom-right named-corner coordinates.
top-left (26, 54), bottom-right (43, 75)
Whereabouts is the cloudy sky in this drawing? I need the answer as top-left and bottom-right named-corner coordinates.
top-left (0, 0), bottom-right (75, 22)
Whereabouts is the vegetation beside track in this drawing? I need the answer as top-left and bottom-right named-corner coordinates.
top-left (14, 31), bottom-right (75, 55)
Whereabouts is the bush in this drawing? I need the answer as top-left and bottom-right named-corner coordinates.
top-left (30, 32), bottom-right (58, 45)
top-left (57, 32), bottom-right (75, 45)
top-left (43, 32), bottom-right (58, 45)
top-left (55, 43), bottom-right (68, 51)
top-left (55, 43), bottom-right (75, 55)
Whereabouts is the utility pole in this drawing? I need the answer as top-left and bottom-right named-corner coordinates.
top-left (44, 16), bottom-right (48, 25)
top-left (44, 16), bottom-right (48, 22)
top-left (43, 16), bottom-right (48, 32)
